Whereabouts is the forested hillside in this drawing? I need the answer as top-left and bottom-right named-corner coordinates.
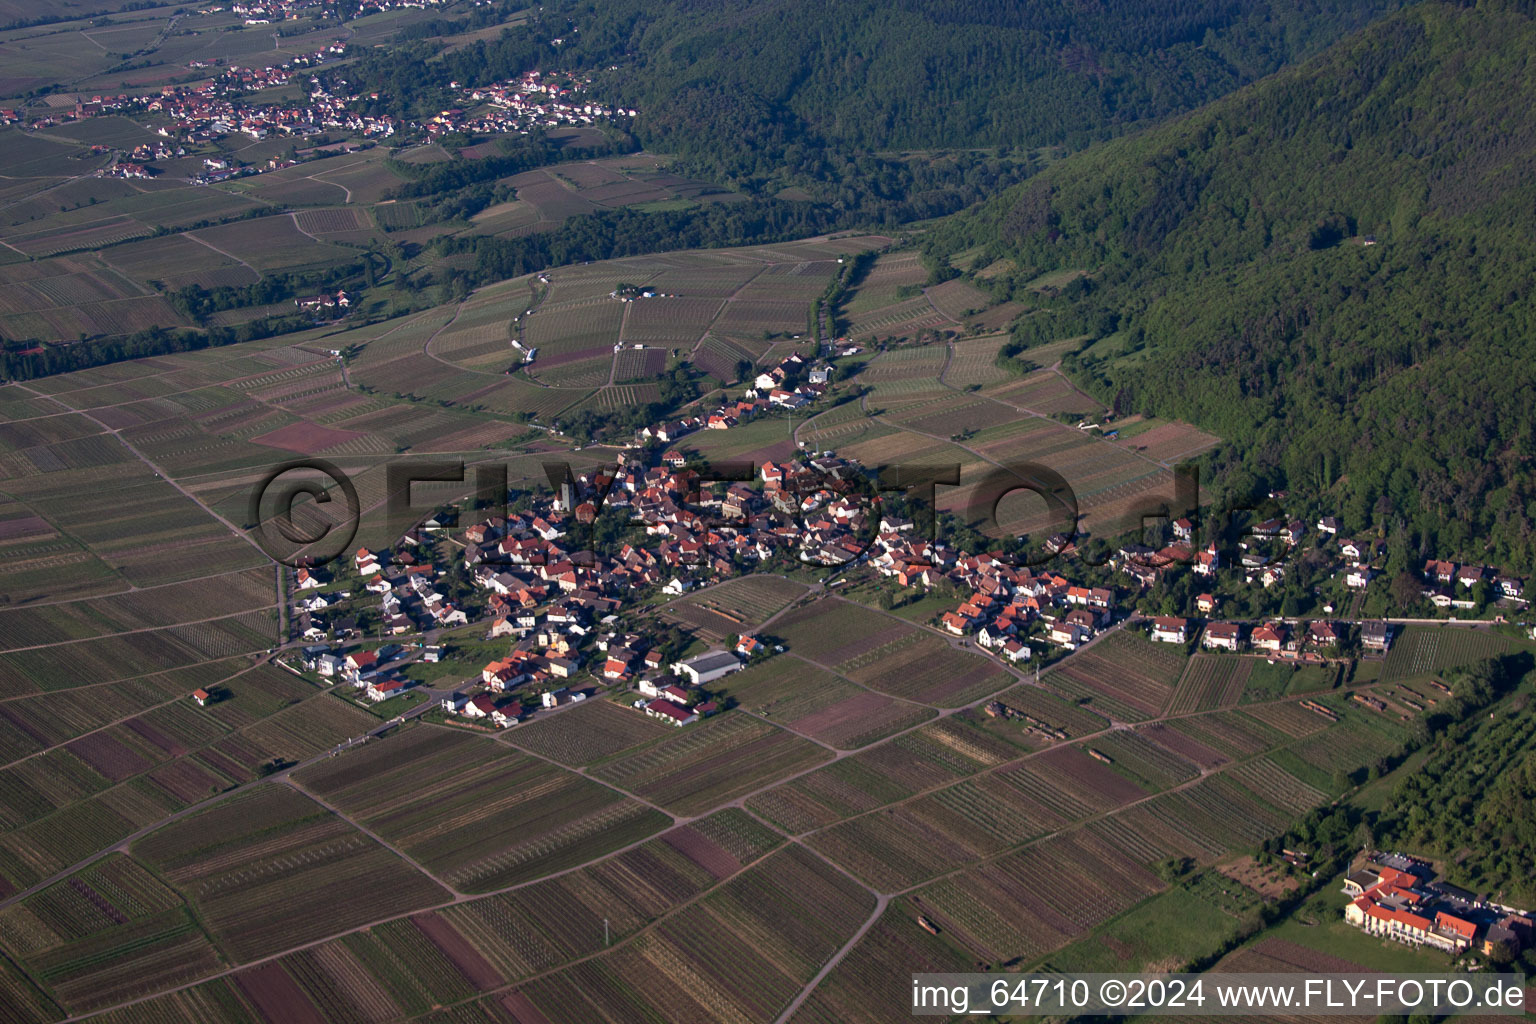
top-left (925, 1), bottom-right (1536, 572)
top-left (340, 0), bottom-right (1399, 206)
top-left (572, 0), bottom-right (1400, 189)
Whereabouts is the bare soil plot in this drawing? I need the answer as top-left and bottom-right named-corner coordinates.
top-left (249, 420), bottom-right (367, 454)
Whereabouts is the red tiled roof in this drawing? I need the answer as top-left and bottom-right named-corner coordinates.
top-left (1436, 912), bottom-right (1477, 940)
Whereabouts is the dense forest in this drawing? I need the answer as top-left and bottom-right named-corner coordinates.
top-left (331, 0), bottom-right (1400, 209)
top-left (566, 0), bottom-right (1401, 189)
top-left (925, 1), bottom-right (1536, 571)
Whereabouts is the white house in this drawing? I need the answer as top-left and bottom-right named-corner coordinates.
top-left (1202, 622), bottom-right (1243, 651)
top-left (645, 698), bottom-right (697, 726)
top-left (1346, 564), bottom-right (1375, 589)
top-left (1150, 617), bottom-right (1189, 644)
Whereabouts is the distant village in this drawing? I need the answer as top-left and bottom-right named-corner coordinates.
top-left (17, 25), bottom-right (633, 185)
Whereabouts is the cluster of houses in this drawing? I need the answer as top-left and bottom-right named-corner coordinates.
top-left (300, 642), bottom-right (428, 704)
top-left (1343, 853), bottom-right (1532, 957)
top-left (223, 0), bottom-right (444, 24)
top-left (280, 418), bottom-right (1528, 743)
top-left (1421, 558), bottom-right (1527, 609)
top-left (295, 290), bottom-right (352, 313)
top-left (629, 355), bottom-right (832, 441)
top-left (290, 545), bottom-right (468, 643)
top-left (1107, 513), bottom-right (1525, 613)
top-left (926, 552), bottom-right (1115, 660)
top-left (18, 37), bottom-right (634, 159)
top-left (447, 70), bottom-right (637, 137)
top-left (1145, 615), bottom-right (1389, 657)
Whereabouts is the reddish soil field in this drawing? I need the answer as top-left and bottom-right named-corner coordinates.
top-left (1034, 744), bottom-right (1149, 807)
top-left (68, 877), bottom-right (128, 924)
top-left (65, 731), bottom-right (154, 782)
top-left (531, 344), bottom-right (611, 368)
top-left (789, 690), bottom-right (892, 739)
top-left (123, 717), bottom-right (189, 757)
top-left (0, 707), bottom-right (51, 746)
top-left (1138, 722), bottom-right (1228, 769)
top-left (499, 991), bottom-right (555, 1024)
top-left (0, 515), bottom-right (52, 541)
top-left (146, 760), bottom-right (224, 804)
top-left (235, 963), bottom-right (326, 1024)
top-left (250, 420), bottom-right (367, 454)
top-left (411, 912), bottom-right (505, 991)
top-left (661, 825), bottom-right (743, 881)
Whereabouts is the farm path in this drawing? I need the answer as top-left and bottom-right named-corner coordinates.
top-left (283, 775), bottom-right (465, 896)
top-left (13, 382), bottom-right (271, 562)
top-left (606, 299), bottom-right (632, 386)
top-left (274, 561), bottom-right (287, 641)
top-left (494, 723), bottom-right (685, 825)
top-left (0, 665), bottom-right (358, 911)
top-left (0, 657), bottom-right (269, 774)
top-left (773, 893), bottom-right (889, 1024)
top-left (183, 231), bottom-right (260, 278)
top-left (419, 296), bottom-right (486, 374)
top-left (0, 605), bottom-right (277, 658)
top-left (39, 608), bottom-right (1411, 1023)
top-left (685, 263), bottom-right (767, 362)
top-left (48, 717), bottom-right (815, 1024)
top-left (288, 210), bottom-right (324, 242)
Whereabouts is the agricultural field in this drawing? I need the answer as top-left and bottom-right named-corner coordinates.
top-left (131, 785), bottom-right (450, 961)
top-left (293, 726), bottom-right (671, 891)
top-left (711, 657), bottom-right (935, 749)
top-left (1167, 654), bottom-right (1253, 713)
top-left (745, 719), bottom-right (1021, 835)
top-left (504, 696), bottom-right (678, 766)
top-left (659, 574), bottom-right (807, 639)
top-left (505, 843), bottom-right (876, 1023)
top-left (0, 854), bottom-right (223, 1014)
top-left (1043, 629), bottom-right (1188, 720)
top-left (590, 711), bottom-right (832, 816)
top-left (0, 80), bottom-right (1479, 1022)
top-left (1380, 625), bottom-right (1510, 682)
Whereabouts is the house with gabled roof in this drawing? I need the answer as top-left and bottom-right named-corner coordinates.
top-left (1202, 622), bottom-right (1242, 650)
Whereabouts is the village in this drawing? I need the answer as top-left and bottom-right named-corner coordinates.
top-left (20, 36), bottom-right (633, 186)
top-left (1342, 853), bottom-right (1533, 960)
top-left (269, 349), bottom-right (1529, 741)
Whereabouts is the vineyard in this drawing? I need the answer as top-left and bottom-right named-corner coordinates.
top-left (661, 575), bottom-right (807, 640)
top-left (505, 697), bottom-right (674, 766)
top-left (1167, 655), bottom-right (1253, 714)
top-left (1381, 626), bottom-right (1510, 682)
top-left (590, 712), bottom-right (830, 816)
top-left (293, 727), bottom-right (670, 891)
top-left (713, 658), bottom-right (933, 749)
top-left (131, 786), bottom-right (449, 961)
top-left (3, 855), bottom-right (220, 1013)
top-left (515, 844), bottom-right (877, 1022)
top-left (1078, 729), bottom-right (1201, 791)
top-left (1044, 630), bottom-right (1188, 719)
